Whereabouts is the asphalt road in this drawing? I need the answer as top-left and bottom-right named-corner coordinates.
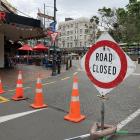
top-left (0, 60), bottom-right (140, 140)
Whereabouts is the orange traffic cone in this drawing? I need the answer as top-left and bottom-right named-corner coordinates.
top-left (0, 78), bottom-right (5, 94)
top-left (64, 76), bottom-right (85, 123)
top-left (12, 71), bottom-right (26, 101)
top-left (30, 76), bottom-right (48, 109)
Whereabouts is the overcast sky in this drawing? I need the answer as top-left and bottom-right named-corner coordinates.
top-left (7, 0), bottom-right (129, 22)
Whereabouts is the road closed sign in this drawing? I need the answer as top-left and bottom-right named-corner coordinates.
top-left (81, 32), bottom-right (136, 95)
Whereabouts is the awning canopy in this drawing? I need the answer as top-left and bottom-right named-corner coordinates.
top-left (33, 43), bottom-right (48, 51)
top-left (18, 44), bottom-right (33, 51)
top-left (0, 11), bottom-right (45, 41)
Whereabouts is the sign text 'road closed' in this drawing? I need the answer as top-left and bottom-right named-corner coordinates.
top-left (85, 40), bottom-right (127, 89)
top-left (93, 51), bottom-right (117, 75)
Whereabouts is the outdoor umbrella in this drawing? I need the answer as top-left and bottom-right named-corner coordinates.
top-left (33, 43), bottom-right (48, 51)
top-left (18, 44), bottom-right (33, 51)
top-left (18, 44), bottom-right (33, 63)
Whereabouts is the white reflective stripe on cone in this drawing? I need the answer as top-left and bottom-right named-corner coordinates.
top-left (71, 96), bottom-right (79, 102)
top-left (73, 83), bottom-right (78, 89)
top-left (37, 78), bottom-right (41, 84)
top-left (17, 84), bottom-right (23, 88)
top-left (36, 88), bottom-right (42, 93)
top-left (0, 79), bottom-right (1, 83)
top-left (18, 74), bottom-right (22, 80)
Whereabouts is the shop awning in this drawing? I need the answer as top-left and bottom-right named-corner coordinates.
top-left (0, 11), bottom-right (44, 41)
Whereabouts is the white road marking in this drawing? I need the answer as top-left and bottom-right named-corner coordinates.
top-left (61, 77), bottom-right (70, 81)
top-left (73, 72), bottom-right (78, 75)
top-left (117, 108), bottom-right (140, 130)
top-left (132, 73), bottom-right (140, 76)
top-left (42, 81), bottom-right (56, 85)
top-left (64, 108), bottom-right (140, 140)
top-left (0, 109), bottom-right (45, 124)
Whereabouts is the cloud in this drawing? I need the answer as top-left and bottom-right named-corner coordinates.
top-left (7, 0), bottom-right (129, 21)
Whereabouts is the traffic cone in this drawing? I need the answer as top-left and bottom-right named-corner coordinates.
top-left (30, 76), bottom-right (48, 109)
top-left (12, 71), bottom-right (26, 101)
top-left (64, 76), bottom-right (85, 123)
top-left (0, 78), bottom-right (5, 94)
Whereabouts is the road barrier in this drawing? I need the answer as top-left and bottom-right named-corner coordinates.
top-left (0, 78), bottom-right (5, 94)
top-left (12, 71), bottom-right (26, 101)
top-left (30, 75), bottom-right (48, 109)
top-left (64, 75), bottom-right (85, 123)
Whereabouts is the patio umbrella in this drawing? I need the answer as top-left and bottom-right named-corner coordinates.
top-left (33, 43), bottom-right (48, 51)
top-left (18, 44), bottom-right (33, 51)
top-left (18, 44), bottom-right (33, 64)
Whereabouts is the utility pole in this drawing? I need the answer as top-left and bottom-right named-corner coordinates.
top-left (52, 0), bottom-right (57, 76)
top-left (44, 3), bottom-right (46, 28)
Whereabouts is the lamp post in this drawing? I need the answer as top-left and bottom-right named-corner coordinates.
top-left (52, 0), bottom-right (57, 76)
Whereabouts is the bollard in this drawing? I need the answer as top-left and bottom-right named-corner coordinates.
top-left (70, 58), bottom-right (72, 68)
top-left (57, 63), bottom-right (61, 74)
top-left (66, 59), bottom-right (69, 70)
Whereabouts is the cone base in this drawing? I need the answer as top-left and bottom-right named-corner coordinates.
top-left (0, 90), bottom-right (5, 94)
top-left (30, 104), bottom-right (48, 109)
top-left (64, 114), bottom-right (86, 123)
top-left (12, 96), bottom-right (27, 101)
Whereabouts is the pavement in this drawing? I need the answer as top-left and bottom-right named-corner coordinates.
top-left (0, 63), bottom-right (66, 89)
top-left (0, 60), bottom-right (140, 140)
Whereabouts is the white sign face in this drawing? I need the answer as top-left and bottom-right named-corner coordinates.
top-left (89, 46), bottom-right (121, 83)
top-left (81, 32), bottom-right (136, 95)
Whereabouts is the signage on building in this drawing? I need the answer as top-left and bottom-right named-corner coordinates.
top-left (50, 32), bottom-right (59, 43)
top-left (0, 12), bottom-right (6, 21)
top-left (37, 12), bottom-right (54, 20)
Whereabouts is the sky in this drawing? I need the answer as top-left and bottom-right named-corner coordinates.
top-left (7, 0), bottom-right (129, 22)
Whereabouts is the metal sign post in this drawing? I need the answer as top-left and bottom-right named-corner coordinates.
top-left (65, 32), bottom-right (136, 140)
top-left (101, 100), bottom-right (105, 130)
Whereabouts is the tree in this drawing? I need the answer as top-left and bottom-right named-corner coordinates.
top-left (97, 1), bottom-right (140, 43)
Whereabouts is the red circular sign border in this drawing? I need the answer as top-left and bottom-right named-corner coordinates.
top-left (85, 40), bottom-right (127, 89)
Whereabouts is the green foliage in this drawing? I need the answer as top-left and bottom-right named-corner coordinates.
top-left (96, 1), bottom-right (140, 43)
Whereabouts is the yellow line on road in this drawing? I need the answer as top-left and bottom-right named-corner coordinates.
top-left (23, 87), bottom-right (31, 90)
top-left (61, 77), bottom-right (70, 81)
top-left (7, 89), bottom-right (15, 92)
top-left (7, 81), bottom-right (56, 92)
top-left (0, 96), bottom-right (9, 103)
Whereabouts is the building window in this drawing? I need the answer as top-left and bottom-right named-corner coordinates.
top-left (67, 37), bottom-right (69, 41)
top-left (70, 36), bottom-right (73, 41)
top-left (67, 43), bottom-right (69, 48)
top-left (71, 24), bottom-right (73, 28)
top-left (80, 29), bottom-right (82, 34)
top-left (85, 29), bottom-right (88, 33)
top-left (67, 31), bottom-right (69, 35)
top-left (80, 42), bottom-right (82, 47)
top-left (63, 26), bottom-right (65, 31)
top-left (70, 42), bottom-right (73, 47)
top-left (84, 35), bottom-right (86, 40)
top-left (84, 42), bottom-right (87, 47)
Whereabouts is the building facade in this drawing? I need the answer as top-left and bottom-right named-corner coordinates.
top-left (58, 17), bottom-right (96, 53)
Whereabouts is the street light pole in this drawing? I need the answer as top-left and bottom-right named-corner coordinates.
top-left (52, 0), bottom-right (57, 76)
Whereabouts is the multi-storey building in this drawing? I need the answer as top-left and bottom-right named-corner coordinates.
top-left (58, 17), bottom-right (97, 53)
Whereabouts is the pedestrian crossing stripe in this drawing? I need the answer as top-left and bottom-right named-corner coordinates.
top-left (0, 96), bottom-right (9, 103)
